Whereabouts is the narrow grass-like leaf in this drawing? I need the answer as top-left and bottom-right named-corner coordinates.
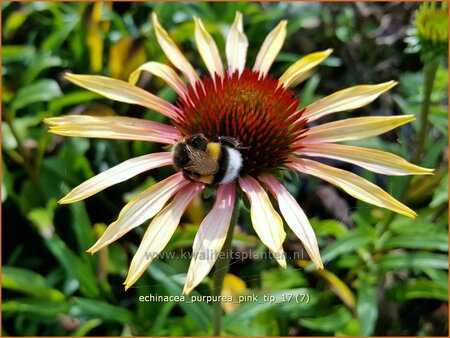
top-left (2, 266), bottom-right (65, 301)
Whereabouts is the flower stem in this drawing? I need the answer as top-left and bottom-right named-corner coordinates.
top-left (412, 59), bottom-right (439, 164)
top-left (212, 190), bottom-right (241, 336)
top-left (379, 59), bottom-right (439, 234)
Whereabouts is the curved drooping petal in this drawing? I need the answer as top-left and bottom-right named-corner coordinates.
top-left (301, 115), bottom-right (415, 143)
top-left (226, 11), bottom-right (248, 75)
top-left (194, 17), bottom-right (224, 78)
top-left (151, 13), bottom-right (200, 87)
top-left (288, 158), bottom-right (416, 218)
top-left (129, 61), bottom-right (188, 98)
top-left (296, 143), bottom-right (433, 176)
top-left (253, 20), bottom-right (287, 77)
top-left (65, 74), bottom-right (181, 120)
top-left (45, 115), bottom-right (182, 144)
top-left (302, 81), bottom-right (398, 122)
top-left (239, 176), bottom-right (286, 267)
top-left (59, 152), bottom-right (173, 204)
top-left (87, 173), bottom-right (189, 254)
top-left (278, 49), bottom-right (333, 88)
top-left (183, 184), bottom-right (235, 295)
top-left (124, 183), bottom-right (205, 289)
top-left (259, 174), bottom-right (323, 269)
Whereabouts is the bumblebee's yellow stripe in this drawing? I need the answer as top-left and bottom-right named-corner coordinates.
top-left (206, 142), bottom-right (221, 161)
top-left (199, 175), bottom-right (214, 184)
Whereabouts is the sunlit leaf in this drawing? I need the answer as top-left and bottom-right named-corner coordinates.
top-left (2, 299), bottom-right (69, 317)
top-left (300, 305), bottom-right (353, 333)
top-left (2, 266), bottom-right (65, 301)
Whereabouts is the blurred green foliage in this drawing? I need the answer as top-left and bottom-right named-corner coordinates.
top-left (2, 2), bottom-right (448, 336)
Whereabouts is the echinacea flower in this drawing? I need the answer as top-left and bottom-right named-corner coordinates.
top-left (45, 12), bottom-right (432, 295)
top-left (405, 2), bottom-right (448, 61)
top-left (415, 1), bottom-right (448, 45)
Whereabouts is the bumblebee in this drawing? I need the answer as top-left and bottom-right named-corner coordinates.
top-left (172, 134), bottom-right (243, 185)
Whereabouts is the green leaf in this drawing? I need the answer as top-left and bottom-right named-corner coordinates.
top-left (316, 229), bottom-right (372, 268)
top-left (2, 266), bottom-right (65, 301)
top-left (2, 45), bottom-right (36, 63)
top-left (26, 200), bottom-right (58, 238)
top-left (423, 268), bottom-right (448, 286)
top-left (148, 261), bottom-right (213, 331)
top-left (357, 274), bottom-right (378, 336)
top-left (41, 13), bottom-right (79, 51)
top-left (383, 233), bottom-right (448, 251)
top-left (2, 299), bottom-right (69, 317)
top-left (261, 267), bottom-right (308, 290)
top-left (10, 79), bottom-right (62, 112)
top-left (389, 279), bottom-right (448, 302)
top-left (4, 10), bottom-right (29, 38)
top-left (375, 253), bottom-right (448, 272)
top-left (69, 298), bottom-right (133, 324)
top-left (429, 114), bottom-right (448, 137)
top-left (44, 235), bottom-right (100, 298)
top-left (68, 201), bottom-right (96, 252)
top-left (312, 219), bottom-right (348, 238)
top-left (389, 218), bottom-right (437, 234)
top-left (223, 288), bottom-right (316, 326)
top-left (299, 305), bottom-right (353, 333)
top-left (22, 54), bottom-right (63, 85)
top-left (48, 90), bottom-right (102, 114)
top-left (300, 74), bottom-right (321, 107)
top-left (72, 318), bottom-right (103, 336)
top-left (430, 173), bottom-right (448, 208)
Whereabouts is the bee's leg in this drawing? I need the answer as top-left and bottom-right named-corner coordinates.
top-left (218, 136), bottom-right (241, 148)
top-left (182, 170), bottom-right (199, 183)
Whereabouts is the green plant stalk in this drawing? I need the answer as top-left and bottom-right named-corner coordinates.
top-left (212, 191), bottom-right (241, 336)
top-left (413, 59), bottom-right (440, 163)
top-left (378, 59), bottom-right (439, 235)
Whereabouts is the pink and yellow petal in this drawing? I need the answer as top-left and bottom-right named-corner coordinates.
top-left (303, 81), bottom-right (398, 122)
top-left (88, 173), bottom-right (189, 254)
top-left (124, 183), bottom-right (205, 289)
top-left (194, 17), bottom-right (224, 78)
top-left (183, 184), bottom-right (235, 295)
top-left (65, 73), bottom-right (180, 119)
top-left (288, 158), bottom-right (416, 218)
top-left (152, 13), bottom-right (199, 87)
top-left (128, 61), bottom-right (188, 98)
top-left (253, 20), bottom-right (287, 77)
top-left (226, 12), bottom-right (248, 75)
top-left (259, 175), bottom-right (323, 269)
top-left (60, 152), bottom-right (173, 204)
top-left (239, 176), bottom-right (286, 267)
top-left (297, 143), bottom-right (433, 176)
top-left (45, 115), bottom-right (182, 144)
top-left (301, 115), bottom-right (415, 143)
top-left (279, 49), bottom-right (333, 88)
